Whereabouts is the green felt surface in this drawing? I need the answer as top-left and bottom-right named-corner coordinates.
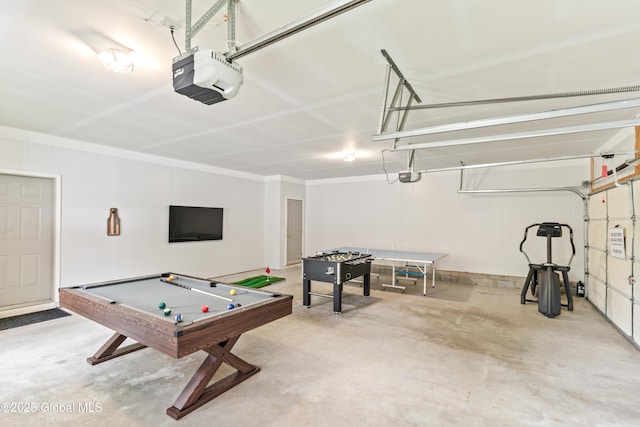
top-left (84, 276), bottom-right (270, 324)
top-left (232, 275), bottom-right (285, 288)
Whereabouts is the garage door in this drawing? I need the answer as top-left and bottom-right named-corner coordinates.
top-left (587, 182), bottom-right (637, 345)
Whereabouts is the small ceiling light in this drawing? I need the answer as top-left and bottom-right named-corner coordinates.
top-left (97, 48), bottom-right (134, 73)
top-left (343, 152), bottom-right (356, 162)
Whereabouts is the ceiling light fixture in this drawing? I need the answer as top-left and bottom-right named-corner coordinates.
top-left (343, 152), bottom-right (356, 162)
top-left (97, 48), bottom-right (134, 73)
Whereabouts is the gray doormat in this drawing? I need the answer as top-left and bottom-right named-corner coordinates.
top-left (0, 308), bottom-right (71, 331)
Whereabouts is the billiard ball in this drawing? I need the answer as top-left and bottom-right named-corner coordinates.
top-left (227, 303), bottom-right (235, 310)
top-left (201, 305), bottom-right (209, 313)
top-left (158, 302), bottom-right (166, 309)
top-left (163, 308), bottom-right (172, 316)
top-left (175, 313), bottom-right (183, 322)
top-left (167, 275), bottom-right (175, 281)
top-left (229, 289), bottom-right (237, 296)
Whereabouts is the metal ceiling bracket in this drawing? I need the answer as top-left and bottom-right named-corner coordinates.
top-left (184, 0), bottom-right (229, 53)
top-left (380, 50), bottom-right (421, 103)
top-left (227, 0), bottom-right (237, 54)
top-left (377, 49), bottom-right (421, 136)
top-left (374, 97), bottom-right (640, 142)
top-left (181, 0), bottom-right (370, 63)
top-left (376, 49), bottom-right (421, 173)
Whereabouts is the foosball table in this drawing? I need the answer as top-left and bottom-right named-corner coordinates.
top-left (302, 251), bottom-right (373, 313)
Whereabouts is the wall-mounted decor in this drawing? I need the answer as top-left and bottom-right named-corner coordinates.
top-left (107, 208), bottom-right (121, 236)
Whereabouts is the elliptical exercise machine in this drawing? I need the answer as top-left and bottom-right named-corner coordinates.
top-left (519, 222), bottom-right (575, 318)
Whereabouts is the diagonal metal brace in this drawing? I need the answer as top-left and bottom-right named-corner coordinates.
top-left (185, 0), bottom-right (231, 52)
top-left (377, 50), bottom-right (421, 152)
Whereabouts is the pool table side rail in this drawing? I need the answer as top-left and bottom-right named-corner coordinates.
top-left (59, 288), bottom-right (179, 356)
top-left (59, 287), bottom-right (293, 359)
top-left (174, 294), bottom-right (292, 358)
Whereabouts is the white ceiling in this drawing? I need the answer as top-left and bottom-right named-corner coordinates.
top-left (3, 0), bottom-right (640, 180)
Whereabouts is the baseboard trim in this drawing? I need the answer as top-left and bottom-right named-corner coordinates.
top-left (0, 302), bottom-right (57, 319)
top-left (370, 265), bottom-right (525, 289)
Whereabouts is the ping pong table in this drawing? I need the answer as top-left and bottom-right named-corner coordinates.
top-left (325, 247), bottom-right (446, 295)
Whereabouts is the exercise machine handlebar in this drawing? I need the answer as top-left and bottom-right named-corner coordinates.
top-left (519, 222), bottom-right (575, 268)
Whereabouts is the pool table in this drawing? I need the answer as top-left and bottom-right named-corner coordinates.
top-left (59, 272), bottom-right (293, 420)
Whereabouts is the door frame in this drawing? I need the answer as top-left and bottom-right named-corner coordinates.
top-left (284, 197), bottom-right (304, 266)
top-left (0, 169), bottom-right (61, 318)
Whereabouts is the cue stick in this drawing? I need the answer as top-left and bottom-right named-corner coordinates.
top-left (160, 279), bottom-right (234, 302)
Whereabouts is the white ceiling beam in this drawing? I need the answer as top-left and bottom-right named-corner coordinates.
top-left (390, 119), bottom-right (640, 151)
top-left (374, 97), bottom-right (640, 142)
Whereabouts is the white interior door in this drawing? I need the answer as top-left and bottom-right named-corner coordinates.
top-left (286, 199), bottom-right (303, 265)
top-left (0, 174), bottom-right (53, 309)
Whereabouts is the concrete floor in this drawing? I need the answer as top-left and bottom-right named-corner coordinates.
top-left (2, 265), bottom-right (640, 427)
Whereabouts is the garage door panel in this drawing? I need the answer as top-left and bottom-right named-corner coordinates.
top-left (634, 303), bottom-right (640, 347)
top-left (606, 258), bottom-right (632, 294)
top-left (607, 183), bottom-right (631, 216)
top-left (588, 249), bottom-right (607, 286)
top-left (589, 193), bottom-right (607, 218)
top-left (588, 221), bottom-right (607, 252)
top-left (607, 289), bottom-right (632, 336)
top-left (588, 276), bottom-right (607, 313)
top-left (587, 186), bottom-right (635, 343)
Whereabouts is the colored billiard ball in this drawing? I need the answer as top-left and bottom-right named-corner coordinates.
top-left (201, 305), bottom-right (209, 313)
top-left (175, 313), bottom-right (183, 322)
top-left (158, 302), bottom-right (166, 309)
top-left (227, 303), bottom-right (235, 310)
top-left (163, 308), bottom-right (172, 316)
top-left (167, 275), bottom-right (175, 281)
top-left (229, 289), bottom-right (237, 296)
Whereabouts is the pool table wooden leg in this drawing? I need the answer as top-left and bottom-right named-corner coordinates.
top-left (87, 332), bottom-right (147, 365)
top-left (166, 334), bottom-right (260, 420)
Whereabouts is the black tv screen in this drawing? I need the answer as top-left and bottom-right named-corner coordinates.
top-left (169, 205), bottom-right (223, 242)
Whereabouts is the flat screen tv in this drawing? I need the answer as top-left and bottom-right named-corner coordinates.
top-left (169, 205), bottom-right (223, 242)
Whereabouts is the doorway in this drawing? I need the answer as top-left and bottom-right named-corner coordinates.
top-left (0, 173), bottom-right (55, 313)
top-left (285, 198), bottom-right (303, 266)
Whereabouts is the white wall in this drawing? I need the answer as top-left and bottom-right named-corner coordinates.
top-left (305, 161), bottom-right (589, 281)
top-left (264, 178), bottom-right (281, 270)
top-left (0, 125), bottom-right (592, 290)
top-left (0, 127), bottom-right (266, 286)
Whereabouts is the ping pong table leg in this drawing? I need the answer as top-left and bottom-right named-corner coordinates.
top-left (423, 263), bottom-right (428, 296)
top-left (432, 264), bottom-right (436, 288)
top-left (421, 262), bottom-right (437, 296)
top-left (392, 260), bottom-right (396, 288)
top-left (381, 259), bottom-right (407, 292)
